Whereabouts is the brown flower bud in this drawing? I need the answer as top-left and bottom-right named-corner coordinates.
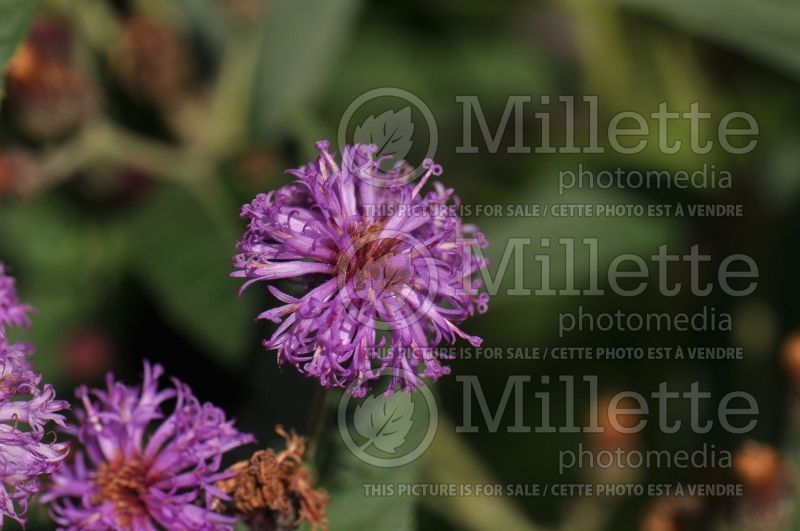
top-left (6, 29), bottom-right (96, 141)
top-left (111, 17), bottom-right (190, 107)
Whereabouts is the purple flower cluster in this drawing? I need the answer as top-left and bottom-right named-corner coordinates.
top-left (234, 141), bottom-right (489, 395)
top-left (0, 264), bottom-right (69, 525)
top-left (43, 362), bottom-right (254, 530)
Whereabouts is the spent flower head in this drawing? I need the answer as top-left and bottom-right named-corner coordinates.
top-left (0, 263), bottom-right (69, 525)
top-left (43, 362), bottom-right (254, 530)
top-left (233, 141), bottom-right (489, 395)
top-left (216, 426), bottom-right (329, 531)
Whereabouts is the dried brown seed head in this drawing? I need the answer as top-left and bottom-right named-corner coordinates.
top-left (216, 425), bottom-right (329, 531)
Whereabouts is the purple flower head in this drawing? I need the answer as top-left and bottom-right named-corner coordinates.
top-left (43, 362), bottom-right (254, 530)
top-left (0, 264), bottom-right (69, 525)
top-left (0, 263), bottom-right (33, 331)
top-left (233, 141), bottom-right (489, 396)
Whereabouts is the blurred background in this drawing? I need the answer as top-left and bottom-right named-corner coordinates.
top-left (0, 0), bottom-right (799, 529)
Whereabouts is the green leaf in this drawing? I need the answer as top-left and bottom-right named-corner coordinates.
top-left (612, 0), bottom-right (800, 79)
top-left (123, 184), bottom-right (254, 366)
top-left (252, 0), bottom-right (362, 139)
top-left (0, 0), bottom-right (38, 80)
top-left (421, 417), bottom-right (544, 531)
top-left (324, 455), bottom-right (418, 531)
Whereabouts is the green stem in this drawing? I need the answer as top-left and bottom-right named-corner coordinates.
top-left (305, 386), bottom-right (330, 461)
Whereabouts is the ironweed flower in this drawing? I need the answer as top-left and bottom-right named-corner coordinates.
top-left (0, 264), bottom-right (33, 330)
top-left (216, 426), bottom-right (328, 531)
top-left (42, 362), bottom-right (254, 530)
top-left (0, 264), bottom-right (69, 525)
top-left (233, 141), bottom-right (489, 395)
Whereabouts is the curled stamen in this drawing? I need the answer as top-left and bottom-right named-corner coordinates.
top-left (412, 159), bottom-right (443, 199)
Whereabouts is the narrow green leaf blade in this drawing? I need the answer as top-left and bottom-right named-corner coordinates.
top-left (613, 0), bottom-right (800, 78)
top-left (252, 0), bottom-right (362, 138)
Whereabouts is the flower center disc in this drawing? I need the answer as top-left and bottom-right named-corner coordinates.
top-left (337, 223), bottom-right (404, 284)
top-left (95, 458), bottom-right (150, 526)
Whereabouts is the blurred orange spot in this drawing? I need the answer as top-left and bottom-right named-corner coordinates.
top-left (781, 332), bottom-right (800, 387)
top-left (7, 44), bottom-right (38, 84)
top-left (590, 393), bottom-right (642, 450)
top-left (734, 441), bottom-right (782, 494)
